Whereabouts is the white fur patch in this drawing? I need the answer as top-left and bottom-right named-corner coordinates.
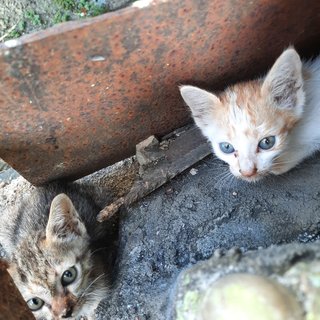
top-left (180, 47), bottom-right (320, 181)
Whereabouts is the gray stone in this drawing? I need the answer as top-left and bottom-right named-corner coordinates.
top-left (176, 273), bottom-right (303, 320)
top-left (277, 261), bottom-right (320, 320)
top-left (171, 243), bottom-right (320, 320)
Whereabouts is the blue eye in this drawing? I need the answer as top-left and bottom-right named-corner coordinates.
top-left (61, 266), bottom-right (77, 286)
top-left (27, 297), bottom-right (44, 311)
top-left (219, 142), bottom-right (235, 154)
top-left (258, 136), bottom-right (276, 150)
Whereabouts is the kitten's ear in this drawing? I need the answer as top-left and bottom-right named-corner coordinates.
top-left (46, 194), bottom-right (87, 243)
top-left (261, 48), bottom-right (305, 118)
top-left (179, 85), bottom-right (220, 134)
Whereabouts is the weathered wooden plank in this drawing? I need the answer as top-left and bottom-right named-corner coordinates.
top-left (97, 125), bottom-right (211, 221)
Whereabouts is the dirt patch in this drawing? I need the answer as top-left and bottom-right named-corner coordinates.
top-left (0, 0), bottom-right (135, 41)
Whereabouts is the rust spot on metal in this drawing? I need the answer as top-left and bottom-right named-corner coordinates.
top-left (0, 0), bottom-right (320, 184)
top-left (0, 260), bottom-right (35, 319)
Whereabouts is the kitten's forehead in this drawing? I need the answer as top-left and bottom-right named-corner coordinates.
top-left (226, 81), bottom-right (263, 105)
top-left (10, 233), bottom-right (86, 286)
top-left (217, 80), bottom-right (294, 137)
top-left (11, 238), bottom-right (57, 285)
top-left (222, 81), bottom-right (265, 124)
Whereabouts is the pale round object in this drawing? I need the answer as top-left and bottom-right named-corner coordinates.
top-left (201, 273), bottom-right (303, 320)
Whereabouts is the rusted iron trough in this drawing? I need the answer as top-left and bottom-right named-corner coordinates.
top-left (0, 260), bottom-right (35, 319)
top-left (1, 0), bottom-right (320, 185)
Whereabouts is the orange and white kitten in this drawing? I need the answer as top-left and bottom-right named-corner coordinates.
top-left (180, 48), bottom-right (320, 182)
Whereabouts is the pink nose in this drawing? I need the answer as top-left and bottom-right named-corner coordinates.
top-left (239, 168), bottom-right (257, 178)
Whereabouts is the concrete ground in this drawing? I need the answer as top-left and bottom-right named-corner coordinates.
top-left (1, 153), bottom-right (320, 319)
top-left (95, 154), bottom-right (320, 319)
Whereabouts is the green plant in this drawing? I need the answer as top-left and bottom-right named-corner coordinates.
top-left (89, 4), bottom-right (108, 16)
top-left (53, 11), bottom-right (70, 24)
top-left (25, 10), bottom-right (42, 26)
top-left (76, 0), bottom-right (108, 17)
top-left (53, 0), bottom-right (76, 10)
top-left (7, 20), bottom-right (26, 39)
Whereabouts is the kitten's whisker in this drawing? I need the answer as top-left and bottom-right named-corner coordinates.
top-left (203, 168), bottom-right (230, 189)
top-left (213, 171), bottom-right (231, 181)
top-left (217, 171), bottom-right (231, 179)
top-left (219, 178), bottom-right (227, 190)
top-left (214, 170), bottom-right (235, 191)
top-left (216, 172), bottom-right (231, 189)
top-left (78, 273), bottom-right (106, 302)
top-left (225, 172), bottom-right (237, 189)
top-left (273, 159), bottom-right (300, 165)
top-left (88, 247), bottom-right (109, 259)
top-left (274, 173), bottom-right (292, 185)
top-left (78, 284), bottom-right (108, 308)
top-left (212, 171), bottom-right (230, 188)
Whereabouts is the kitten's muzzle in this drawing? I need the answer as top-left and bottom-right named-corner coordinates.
top-left (239, 167), bottom-right (257, 178)
top-left (52, 293), bottom-right (76, 319)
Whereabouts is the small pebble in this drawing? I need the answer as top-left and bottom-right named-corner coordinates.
top-left (165, 187), bottom-right (174, 195)
top-left (190, 168), bottom-right (198, 175)
top-left (159, 140), bottom-right (169, 150)
top-left (127, 304), bottom-right (137, 314)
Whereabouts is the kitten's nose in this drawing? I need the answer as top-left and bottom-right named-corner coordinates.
top-left (239, 168), bottom-right (257, 178)
top-left (62, 308), bottom-right (73, 318)
top-left (52, 295), bottom-right (75, 319)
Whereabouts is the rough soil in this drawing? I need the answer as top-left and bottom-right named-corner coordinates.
top-left (96, 154), bottom-right (320, 319)
top-left (1, 154), bottom-right (320, 319)
top-left (0, 0), bottom-right (135, 41)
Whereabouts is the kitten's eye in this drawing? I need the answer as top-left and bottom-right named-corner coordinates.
top-left (61, 266), bottom-right (78, 286)
top-left (258, 136), bottom-right (276, 150)
top-left (27, 297), bottom-right (44, 311)
top-left (219, 142), bottom-right (235, 154)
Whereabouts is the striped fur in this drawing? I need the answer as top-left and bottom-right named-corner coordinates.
top-left (0, 183), bottom-right (115, 320)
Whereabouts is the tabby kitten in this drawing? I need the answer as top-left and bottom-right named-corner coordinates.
top-left (0, 183), bottom-right (115, 320)
top-left (180, 48), bottom-right (320, 182)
